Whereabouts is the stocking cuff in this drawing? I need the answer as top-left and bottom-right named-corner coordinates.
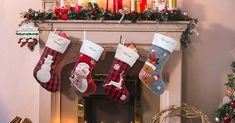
top-left (46, 32), bottom-right (70, 53)
top-left (115, 44), bottom-right (139, 67)
top-left (152, 33), bottom-right (177, 53)
top-left (80, 40), bottom-right (104, 61)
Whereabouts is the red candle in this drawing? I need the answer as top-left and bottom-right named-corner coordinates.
top-left (140, 0), bottom-right (147, 12)
top-left (113, 0), bottom-right (123, 13)
top-left (118, 0), bottom-right (123, 10)
top-left (106, 0), bottom-right (109, 10)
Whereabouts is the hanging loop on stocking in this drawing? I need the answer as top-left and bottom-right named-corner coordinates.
top-left (83, 30), bottom-right (87, 41)
top-left (54, 28), bottom-right (58, 34)
top-left (156, 21), bottom-right (159, 33)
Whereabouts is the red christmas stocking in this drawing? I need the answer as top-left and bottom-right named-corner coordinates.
top-left (33, 32), bottom-right (70, 92)
top-left (70, 40), bottom-right (104, 96)
top-left (103, 44), bottom-right (139, 104)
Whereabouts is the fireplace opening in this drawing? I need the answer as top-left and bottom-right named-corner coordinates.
top-left (83, 75), bottom-right (141, 123)
top-left (60, 53), bottom-right (159, 123)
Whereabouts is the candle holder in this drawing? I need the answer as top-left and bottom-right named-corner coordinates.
top-left (131, 0), bottom-right (140, 12)
top-left (167, 0), bottom-right (177, 10)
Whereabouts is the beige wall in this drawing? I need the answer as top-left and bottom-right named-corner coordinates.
top-left (179, 0), bottom-right (235, 121)
top-left (0, 0), bottom-right (41, 122)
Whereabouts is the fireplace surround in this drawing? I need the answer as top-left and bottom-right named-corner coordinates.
top-left (36, 20), bottom-right (187, 123)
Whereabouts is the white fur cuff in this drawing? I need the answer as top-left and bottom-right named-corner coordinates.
top-left (152, 33), bottom-right (177, 53)
top-left (115, 44), bottom-right (139, 67)
top-left (80, 40), bottom-right (104, 61)
top-left (45, 32), bottom-right (70, 53)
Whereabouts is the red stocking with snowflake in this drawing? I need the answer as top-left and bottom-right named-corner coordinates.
top-left (103, 44), bottom-right (139, 104)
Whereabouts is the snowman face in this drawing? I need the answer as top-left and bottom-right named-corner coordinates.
top-left (75, 63), bottom-right (90, 77)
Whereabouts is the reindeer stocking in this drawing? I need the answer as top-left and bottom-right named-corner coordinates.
top-left (33, 32), bottom-right (70, 92)
top-left (139, 33), bottom-right (176, 95)
top-left (103, 44), bottom-right (139, 104)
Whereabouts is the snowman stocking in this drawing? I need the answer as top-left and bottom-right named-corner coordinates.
top-left (33, 32), bottom-right (70, 92)
top-left (103, 44), bottom-right (139, 104)
top-left (70, 40), bottom-right (104, 95)
top-left (139, 33), bottom-right (176, 95)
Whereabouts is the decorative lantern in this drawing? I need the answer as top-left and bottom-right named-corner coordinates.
top-left (154, 0), bottom-right (167, 11)
top-left (16, 22), bottom-right (39, 51)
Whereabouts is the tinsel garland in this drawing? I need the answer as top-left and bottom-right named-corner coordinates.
top-left (151, 103), bottom-right (210, 123)
top-left (20, 2), bottom-right (197, 47)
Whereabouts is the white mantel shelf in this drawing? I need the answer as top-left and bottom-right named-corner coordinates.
top-left (36, 20), bottom-right (188, 123)
top-left (37, 20), bottom-right (189, 32)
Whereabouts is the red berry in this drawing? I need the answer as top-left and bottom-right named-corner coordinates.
top-left (230, 100), bottom-right (235, 108)
top-left (223, 116), bottom-right (231, 123)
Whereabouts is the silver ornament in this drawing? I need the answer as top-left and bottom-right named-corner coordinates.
top-left (215, 117), bottom-right (220, 122)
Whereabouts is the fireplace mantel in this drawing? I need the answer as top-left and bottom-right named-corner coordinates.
top-left (37, 20), bottom-right (188, 123)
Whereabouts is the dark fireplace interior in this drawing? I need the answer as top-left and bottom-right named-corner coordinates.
top-left (83, 75), bottom-right (140, 123)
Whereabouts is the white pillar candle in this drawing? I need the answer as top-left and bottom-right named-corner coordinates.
top-left (60, 0), bottom-right (64, 7)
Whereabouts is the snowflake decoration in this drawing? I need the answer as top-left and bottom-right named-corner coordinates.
top-left (163, 52), bottom-right (167, 57)
top-left (120, 95), bottom-right (126, 101)
top-left (157, 85), bottom-right (161, 90)
top-left (90, 59), bottom-right (95, 65)
top-left (113, 64), bottom-right (120, 70)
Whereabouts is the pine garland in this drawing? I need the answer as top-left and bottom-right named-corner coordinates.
top-left (20, 2), bottom-right (198, 47)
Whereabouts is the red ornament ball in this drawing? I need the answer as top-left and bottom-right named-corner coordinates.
top-left (230, 100), bottom-right (235, 108)
top-left (223, 116), bottom-right (231, 123)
